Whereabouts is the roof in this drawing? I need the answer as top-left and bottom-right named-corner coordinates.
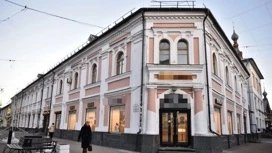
top-left (242, 58), bottom-right (264, 79)
top-left (13, 7), bottom-right (250, 98)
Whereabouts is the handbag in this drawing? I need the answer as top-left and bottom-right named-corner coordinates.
top-left (88, 145), bottom-right (92, 151)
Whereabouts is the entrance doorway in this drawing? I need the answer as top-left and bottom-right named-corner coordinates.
top-left (160, 109), bottom-right (190, 147)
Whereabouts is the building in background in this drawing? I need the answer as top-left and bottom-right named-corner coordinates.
top-left (0, 104), bottom-right (12, 128)
top-left (9, 7), bottom-right (269, 153)
top-left (263, 91), bottom-right (272, 129)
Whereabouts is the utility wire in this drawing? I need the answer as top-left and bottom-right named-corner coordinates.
top-left (0, 7), bottom-right (27, 24)
top-left (226, 1), bottom-right (272, 19)
top-left (0, 58), bottom-right (52, 63)
top-left (3, 0), bottom-right (104, 29)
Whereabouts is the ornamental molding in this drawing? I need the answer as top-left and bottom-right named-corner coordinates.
top-left (145, 15), bottom-right (204, 20)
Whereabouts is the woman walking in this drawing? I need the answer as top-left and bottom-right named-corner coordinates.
top-left (78, 121), bottom-right (92, 153)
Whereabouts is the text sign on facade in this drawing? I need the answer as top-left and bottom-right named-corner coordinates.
top-left (70, 106), bottom-right (75, 110)
top-left (87, 102), bottom-right (95, 108)
top-left (133, 104), bottom-right (139, 112)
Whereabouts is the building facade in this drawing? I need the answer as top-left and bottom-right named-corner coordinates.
top-left (9, 8), bottom-right (265, 153)
top-left (242, 58), bottom-right (265, 134)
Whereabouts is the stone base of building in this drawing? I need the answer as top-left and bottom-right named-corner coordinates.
top-left (19, 129), bottom-right (258, 153)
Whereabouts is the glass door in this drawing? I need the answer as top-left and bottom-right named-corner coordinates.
top-left (160, 110), bottom-right (190, 147)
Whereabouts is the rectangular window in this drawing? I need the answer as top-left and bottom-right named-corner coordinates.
top-left (86, 108), bottom-right (96, 131)
top-left (237, 114), bottom-right (241, 134)
top-left (68, 111), bottom-right (76, 130)
top-left (228, 111), bottom-right (233, 134)
top-left (47, 87), bottom-right (50, 98)
top-left (214, 107), bottom-right (222, 135)
top-left (109, 105), bottom-right (125, 133)
top-left (55, 112), bottom-right (61, 129)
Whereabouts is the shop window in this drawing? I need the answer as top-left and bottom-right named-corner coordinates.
top-left (237, 114), bottom-right (241, 134)
top-left (109, 105), bottom-right (125, 133)
top-left (91, 64), bottom-right (97, 83)
top-left (86, 108), bottom-right (96, 131)
top-left (212, 53), bottom-right (218, 75)
top-left (177, 40), bottom-right (188, 64)
top-left (116, 52), bottom-right (124, 75)
top-left (228, 111), bottom-right (233, 134)
top-left (214, 107), bottom-right (222, 135)
top-left (55, 112), bottom-right (61, 129)
top-left (68, 110), bottom-right (76, 130)
top-left (159, 40), bottom-right (170, 64)
top-left (234, 76), bottom-right (237, 91)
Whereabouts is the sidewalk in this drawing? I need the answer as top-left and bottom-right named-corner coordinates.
top-left (222, 138), bottom-right (272, 153)
top-left (54, 137), bottom-right (139, 153)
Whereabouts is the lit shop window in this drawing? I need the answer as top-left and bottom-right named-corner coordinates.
top-left (110, 105), bottom-right (125, 133)
top-left (228, 111), bottom-right (233, 134)
top-left (214, 107), bottom-right (222, 135)
top-left (86, 108), bottom-right (96, 131)
top-left (55, 112), bottom-right (61, 129)
top-left (68, 110), bottom-right (76, 130)
top-left (237, 114), bottom-right (241, 134)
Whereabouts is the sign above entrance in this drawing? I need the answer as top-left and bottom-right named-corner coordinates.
top-left (87, 102), bottom-right (95, 108)
top-left (70, 106), bottom-right (75, 110)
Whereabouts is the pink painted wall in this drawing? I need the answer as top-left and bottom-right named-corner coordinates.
top-left (212, 80), bottom-right (222, 92)
top-left (227, 102), bottom-right (234, 111)
top-left (98, 57), bottom-right (102, 81)
top-left (236, 95), bottom-right (240, 103)
top-left (149, 38), bottom-right (154, 63)
top-left (55, 96), bottom-right (63, 103)
top-left (148, 88), bottom-right (156, 112)
top-left (194, 37), bottom-right (199, 64)
top-left (108, 51), bottom-right (112, 77)
top-left (85, 86), bottom-right (100, 96)
top-left (103, 104), bottom-right (109, 126)
top-left (69, 91), bottom-right (80, 100)
top-left (226, 89), bottom-right (232, 99)
top-left (194, 90), bottom-right (203, 114)
top-left (108, 77), bottom-right (130, 91)
top-left (125, 93), bottom-right (131, 128)
top-left (126, 42), bottom-right (131, 72)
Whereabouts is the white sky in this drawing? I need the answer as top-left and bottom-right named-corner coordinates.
top-left (1, 0), bottom-right (272, 107)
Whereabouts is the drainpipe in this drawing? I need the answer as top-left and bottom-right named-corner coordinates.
top-left (45, 72), bottom-right (55, 135)
top-left (37, 76), bottom-right (45, 130)
top-left (136, 10), bottom-right (145, 151)
top-left (203, 9), bottom-right (219, 136)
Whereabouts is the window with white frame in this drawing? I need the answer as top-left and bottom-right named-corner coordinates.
top-left (109, 105), bottom-right (125, 133)
top-left (212, 53), bottom-right (218, 75)
top-left (237, 114), bottom-right (241, 134)
top-left (177, 40), bottom-right (188, 64)
top-left (55, 112), bottom-right (61, 129)
top-left (91, 64), bottom-right (97, 83)
top-left (74, 72), bottom-right (78, 89)
top-left (159, 40), bottom-right (170, 64)
top-left (228, 111), bottom-right (233, 134)
top-left (46, 87), bottom-right (50, 98)
top-left (116, 52), bottom-right (124, 75)
top-left (214, 107), bottom-right (222, 135)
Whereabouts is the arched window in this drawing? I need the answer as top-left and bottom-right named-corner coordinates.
top-left (92, 64), bottom-right (97, 83)
top-left (159, 40), bottom-right (170, 64)
top-left (212, 53), bottom-right (218, 75)
top-left (74, 72), bottom-right (78, 89)
top-left (234, 76), bottom-right (237, 91)
top-left (177, 40), bottom-right (188, 64)
top-left (116, 52), bottom-right (124, 75)
top-left (59, 80), bottom-right (63, 94)
top-left (225, 67), bottom-right (229, 85)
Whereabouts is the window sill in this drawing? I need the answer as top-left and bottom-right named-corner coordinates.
top-left (106, 71), bottom-right (131, 83)
top-left (84, 81), bottom-right (101, 89)
top-left (68, 88), bottom-right (80, 94)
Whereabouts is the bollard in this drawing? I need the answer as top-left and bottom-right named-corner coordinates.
top-left (7, 130), bottom-right (12, 144)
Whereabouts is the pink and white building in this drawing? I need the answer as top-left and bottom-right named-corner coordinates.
top-left (10, 7), bottom-right (265, 153)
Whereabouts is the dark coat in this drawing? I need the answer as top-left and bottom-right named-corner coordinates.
top-left (78, 124), bottom-right (92, 148)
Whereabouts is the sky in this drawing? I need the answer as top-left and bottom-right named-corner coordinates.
top-left (0, 0), bottom-right (272, 107)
